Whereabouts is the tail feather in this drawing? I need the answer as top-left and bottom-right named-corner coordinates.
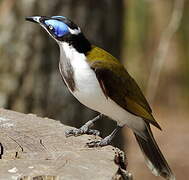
top-left (134, 124), bottom-right (175, 180)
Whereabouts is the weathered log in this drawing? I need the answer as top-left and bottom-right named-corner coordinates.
top-left (0, 109), bottom-right (131, 180)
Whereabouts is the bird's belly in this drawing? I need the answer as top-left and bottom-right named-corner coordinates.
top-left (71, 65), bottom-right (145, 131)
top-left (72, 66), bottom-right (107, 111)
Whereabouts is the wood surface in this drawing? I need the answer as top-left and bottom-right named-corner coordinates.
top-left (0, 109), bottom-right (120, 180)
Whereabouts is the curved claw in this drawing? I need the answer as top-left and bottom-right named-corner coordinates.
top-left (65, 128), bottom-right (100, 137)
top-left (87, 129), bottom-right (100, 136)
top-left (87, 138), bottom-right (111, 148)
top-left (86, 140), bottom-right (101, 148)
top-left (65, 128), bottom-right (83, 137)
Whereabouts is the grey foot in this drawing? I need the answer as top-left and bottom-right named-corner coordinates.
top-left (87, 135), bottom-right (112, 147)
top-left (65, 127), bottom-right (100, 137)
top-left (86, 126), bottom-right (121, 148)
top-left (65, 114), bottom-right (102, 137)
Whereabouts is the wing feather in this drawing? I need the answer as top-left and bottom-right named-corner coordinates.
top-left (90, 59), bottom-right (161, 130)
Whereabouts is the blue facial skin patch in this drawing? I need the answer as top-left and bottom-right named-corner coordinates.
top-left (45, 19), bottom-right (69, 37)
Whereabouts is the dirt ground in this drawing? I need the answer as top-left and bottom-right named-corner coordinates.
top-left (126, 106), bottom-right (189, 180)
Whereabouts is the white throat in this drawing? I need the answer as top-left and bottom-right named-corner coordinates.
top-left (59, 42), bottom-right (104, 99)
top-left (59, 42), bottom-right (85, 63)
top-left (58, 42), bottom-right (90, 92)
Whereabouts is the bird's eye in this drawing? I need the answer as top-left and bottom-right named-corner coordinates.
top-left (48, 25), bottom-right (54, 31)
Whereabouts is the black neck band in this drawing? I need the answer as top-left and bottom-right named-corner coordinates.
top-left (59, 33), bottom-right (91, 54)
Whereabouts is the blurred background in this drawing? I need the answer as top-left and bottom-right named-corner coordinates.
top-left (0, 0), bottom-right (188, 179)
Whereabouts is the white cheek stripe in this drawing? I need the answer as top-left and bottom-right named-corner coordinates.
top-left (68, 27), bottom-right (81, 35)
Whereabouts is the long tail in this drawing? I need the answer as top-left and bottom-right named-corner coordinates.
top-left (134, 124), bottom-right (175, 180)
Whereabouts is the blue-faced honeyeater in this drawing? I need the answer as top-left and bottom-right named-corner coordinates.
top-left (26, 16), bottom-right (175, 180)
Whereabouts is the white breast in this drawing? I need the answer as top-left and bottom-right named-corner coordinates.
top-left (59, 42), bottom-right (145, 131)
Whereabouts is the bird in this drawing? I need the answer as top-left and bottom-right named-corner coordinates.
top-left (26, 15), bottom-right (175, 180)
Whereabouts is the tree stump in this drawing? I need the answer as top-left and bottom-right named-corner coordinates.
top-left (0, 109), bottom-right (131, 180)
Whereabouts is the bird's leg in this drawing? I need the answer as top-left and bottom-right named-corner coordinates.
top-left (87, 126), bottom-right (122, 147)
top-left (65, 114), bottom-right (102, 137)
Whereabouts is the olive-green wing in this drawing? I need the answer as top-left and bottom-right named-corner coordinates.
top-left (90, 60), bottom-right (161, 130)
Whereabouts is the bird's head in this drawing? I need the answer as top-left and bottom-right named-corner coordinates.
top-left (26, 16), bottom-right (81, 42)
top-left (26, 16), bottom-right (91, 53)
